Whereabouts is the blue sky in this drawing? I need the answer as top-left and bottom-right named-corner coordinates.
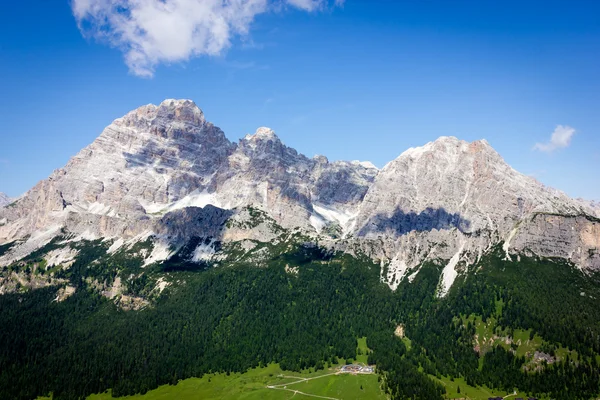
top-left (0, 0), bottom-right (599, 200)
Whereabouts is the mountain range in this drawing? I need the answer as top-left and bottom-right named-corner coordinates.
top-left (2, 99), bottom-right (600, 400)
top-left (1, 99), bottom-right (599, 297)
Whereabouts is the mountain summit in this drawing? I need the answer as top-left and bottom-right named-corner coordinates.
top-left (0, 100), bottom-right (598, 296)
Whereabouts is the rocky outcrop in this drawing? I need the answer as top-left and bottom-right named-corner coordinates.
top-left (1, 100), bottom-right (598, 296)
top-left (581, 200), bottom-right (600, 219)
top-left (213, 127), bottom-right (377, 231)
top-left (511, 213), bottom-right (600, 268)
top-left (0, 193), bottom-right (10, 208)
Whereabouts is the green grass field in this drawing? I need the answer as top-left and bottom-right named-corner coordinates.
top-left (85, 362), bottom-right (385, 400)
top-left (356, 336), bottom-right (370, 364)
top-left (434, 375), bottom-right (536, 400)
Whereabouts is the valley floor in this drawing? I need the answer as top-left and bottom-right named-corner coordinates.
top-left (84, 363), bottom-right (385, 400)
top-left (73, 367), bottom-right (546, 400)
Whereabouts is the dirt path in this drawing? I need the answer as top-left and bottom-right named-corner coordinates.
top-left (268, 386), bottom-right (340, 400)
top-left (266, 372), bottom-right (342, 399)
top-left (266, 367), bottom-right (376, 399)
top-left (269, 372), bottom-right (340, 388)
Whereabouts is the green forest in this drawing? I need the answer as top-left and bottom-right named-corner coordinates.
top-left (1, 238), bottom-right (600, 400)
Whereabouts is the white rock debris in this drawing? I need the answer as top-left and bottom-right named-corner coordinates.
top-left (45, 247), bottom-right (79, 268)
top-left (192, 239), bottom-right (217, 262)
top-left (438, 243), bottom-right (465, 297)
top-left (155, 277), bottom-right (170, 294)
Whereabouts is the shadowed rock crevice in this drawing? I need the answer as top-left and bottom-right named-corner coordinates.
top-left (157, 205), bottom-right (234, 241)
top-left (313, 168), bottom-right (375, 205)
top-left (359, 207), bottom-right (471, 236)
top-left (150, 205), bottom-right (235, 272)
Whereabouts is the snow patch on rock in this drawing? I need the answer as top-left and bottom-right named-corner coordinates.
top-left (312, 203), bottom-right (358, 236)
top-left (169, 190), bottom-right (221, 212)
top-left (141, 190), bottom-right (223, 215)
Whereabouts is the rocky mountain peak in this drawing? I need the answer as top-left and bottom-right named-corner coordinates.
top-left (114, 99), bottom-right (211, 140)
top-left (240, 127), bottom-right (285, 152)
top-left (238, 127), bottom-right (297, 161)
top-left (247, 127), bottom-right (278, 141)
top-left (155, 99), bottom-right (204, 124)
top-left (313, 155), bottom-right (329, 164)
top-left (396, 136), bottom-right (497, 162)
top-left (351, 132), bottom-right (600, 292)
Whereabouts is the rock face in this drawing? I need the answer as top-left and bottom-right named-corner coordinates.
top-left (1, 99), bottom-right (598, 295)
top-left (0, 193), bottom-right (10, 208)
top-left (582, 200), bottom-right (600, 218)
top-left (353, 137), bottom-right (599, 290)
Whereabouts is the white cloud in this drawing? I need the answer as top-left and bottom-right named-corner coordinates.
top-left (285, 0), bottom-right (323, 11)
top-left (533, 125), bottom-right (576, 153)
top-left (72, 0), bottom-right (341, 77)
